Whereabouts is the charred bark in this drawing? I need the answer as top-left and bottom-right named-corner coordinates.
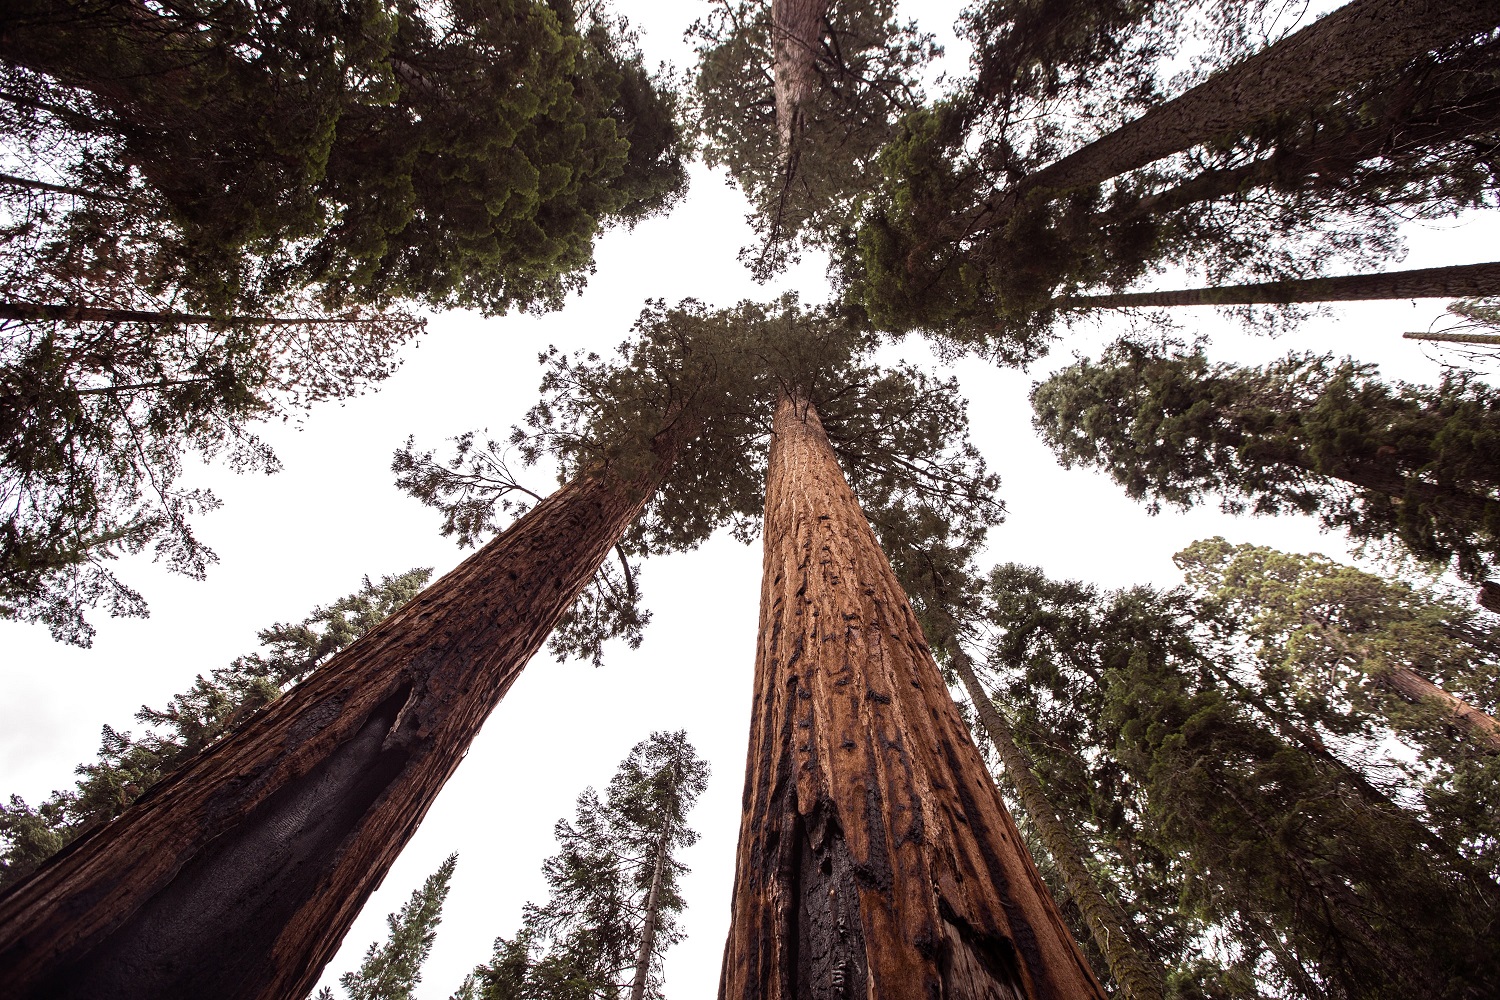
top-left (718, 395), bottom-right (1104, 1000)
top-left (0, 421), bottom-right (693, 1000)
top-left (1480, 581), bottom-right (1500, 613)
top-left (974, 0), bottom-right (1500, 228)
top-left (1055, 261), bottom-right (1500, 310)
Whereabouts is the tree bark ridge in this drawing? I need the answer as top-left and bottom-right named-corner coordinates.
top-left (718, 394), bottom-right (1104, 1000)
top-left (0, 422), bottom-right (693, 1000)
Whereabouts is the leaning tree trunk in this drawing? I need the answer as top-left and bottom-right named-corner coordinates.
top-left (718, 394), bottom-right (1104, 1000)
top-left (1480, 581), bottom-right (1500, 614)
top-left (0, 420), bottom-right (695, 1000)
top-left (1405, 330), bottom-right (1500, 347)
top-left (0, 301), bottom-right (382, 326)
top-left (939, 637), bottom-right (1164, 1000)
top-left (1055, 261), bottom-right (1500, 310)
top-left (975, 0), bottom-right (1500, 227)
top-left (630, 777), bottom-right (677, 1000)
top-left (1381, 665), bottom-right (1500, 752)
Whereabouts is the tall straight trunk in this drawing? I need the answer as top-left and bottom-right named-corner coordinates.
top-left (975, 0), bottom-right (1500, 228)
top-left (1054, 261), bottom-right (1500, 310)
top-left (630, 780), bottom-right (677, 1000)
top-left (1405, 330), bottom-right (1500, 347)
top-left (943, 642), bottom-right (1164, 1000)
top-left (718, 394), bottom-right (1104, 1000)
top-left (771, 0), bottom-right (828, 166)
top-left (0, 421), bottom-right (693, 1000)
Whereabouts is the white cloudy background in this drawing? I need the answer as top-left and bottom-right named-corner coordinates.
top-left (2, 2), bottom-right (1495, 997)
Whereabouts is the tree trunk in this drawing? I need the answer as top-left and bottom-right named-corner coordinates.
top-left (630, 783), bottom-right (676, 1000)
top-left (1381, 665), bottom-right (1500, 752)
top-left (975, 0), bottom-right (1500, 227)
top-left (718, 394), bottom-right (1104, 1000)
top-left (1480, 581), bottom-right (1500, 613)
top-left (0, 301), bottom-right (372, 326)
top-left (1405, 330), bottom-right (1500, 346)
top-left (945, 643), bottom-right (1164, 1000)
top-left (771, 0), bottom-right (829, 166)
top-left (0, 172), bottom-right (134, 202)
top-left (1055, 261), bottom-right (1500, 309)
top-left (0, 420), bottom-right (695, 1000)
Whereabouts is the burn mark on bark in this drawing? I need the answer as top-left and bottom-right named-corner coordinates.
top-left (41, 685), bottom-right (416, 1000)
top-left (938, 896), bottom-right (1027, 1000)
top-left (794, 800), bottom-right (869, 1000)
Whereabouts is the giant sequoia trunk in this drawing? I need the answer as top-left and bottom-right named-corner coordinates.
top-left (1056, 261), bottom-right (1500, 310)
top-left (0, 420), bottom-right (694, 1000)
top-left (977, 0), bottom-right (1500, 227)
top-left (718, 395), bottom-right (1103, 1000)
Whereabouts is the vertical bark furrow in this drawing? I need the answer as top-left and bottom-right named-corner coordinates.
top-left (718, 395), bottom-right (1104, 1000)
top-left (0, 430), bottom-right (688, 1000)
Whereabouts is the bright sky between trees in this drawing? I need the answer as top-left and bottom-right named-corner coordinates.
top-left (1, 1), bottom-right (1496, 996)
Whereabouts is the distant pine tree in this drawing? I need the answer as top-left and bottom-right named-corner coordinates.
top-left (466, 731), bottom-right (708, 1000)
top-left (0, 568), bottom-right (431, 889)
top-left (318, 854), bottom-right (459, 1000)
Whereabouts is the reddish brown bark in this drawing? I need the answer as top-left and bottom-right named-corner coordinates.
top-left (1056, 261), bottom-right (1500, 310)
top-left (975, 0), bottom-right (1500, 228)
top-left (0, 421), bottom-right (692, 1000)
top-left (718, 395), bottom-right (1104, 1000)
top-left (1382, 665), bottom-right (1500, 752)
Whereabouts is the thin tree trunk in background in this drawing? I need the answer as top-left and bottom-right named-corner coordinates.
top-left (1382, 666), bottom-right (1500, 752)
top-left (0, 420), bottom-right (695, 1000)
top-left (0, 172), bottom-right (135, 202)
top-left (1055, 262), bottom-right (1500, 309)
top-left (771, 0), bottom-right (828, 166)
top-left (630, 783), bottom-right (676, 1000)
top-left (1405, 331), bottom-right (1500, 346)
top-left (944, 641), bottom-right (1164, 1000)
top-left (976, 0), bottom-right (1500, 227)
top-left (718, 394), bottom-right (1104, 1000)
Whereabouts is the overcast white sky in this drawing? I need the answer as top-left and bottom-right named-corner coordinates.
top-left (2, 2), bottom-right (1497, 997)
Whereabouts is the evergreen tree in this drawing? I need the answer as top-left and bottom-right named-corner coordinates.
top-left (1031, 338), bottom-right (1500, 580)
top-left (0, 568), bottom-right (431, 889)
top-left (0, 299), bottom-right (989, 1000)
top-left (847, 0), bottom-right (1500, 360)
top-left (0, 0), bottom-right (688, 311)
top-left (464, 732), bottom-right (708, 1000)
top-left (690, 0), bottom-right (936, 273)
top-left (720, 392), bottom-right (1104, 999)
top-left (329, 855), bottom-right (459, 1000)
top-left (975, 561), bottom-right (1499, 998)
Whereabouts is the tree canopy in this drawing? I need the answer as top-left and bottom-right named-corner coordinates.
top-left (1031, 338), bottom-right (1500, 580)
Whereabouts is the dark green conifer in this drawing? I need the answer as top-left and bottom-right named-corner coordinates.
top-left (1031, 339), bottom-right (1500, 579)
top-left (464, 732), bottom-right (708, 1000)
top-left (318, 855), bottom-right (459, 1000)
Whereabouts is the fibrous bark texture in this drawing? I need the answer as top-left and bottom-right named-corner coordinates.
top-left (772, 0), bottom-right (829, 164)
top-left (718, 395), bottom-right (1104, 1000)
top-left (981, 0), bottom-right (1500, 226)
top-left (0, 429), bottom-right (688, 1000)
top-left (945, 644), bottom-right (1163, 1000)
top-left (1058, 261), bottom-right (1500, 309)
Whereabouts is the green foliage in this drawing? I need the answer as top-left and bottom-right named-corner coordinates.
top-left (1, 0), bottom-right (688, 312)
top-left (396, 295), bottom-right (999, 665)
top-left (844, 2), bottom-right (1500, 359)
top-left (1176, 538), bottom-right (1500, 872)
top-left (464, 731), bottom-right (708, 1000)
top-left (689, 0), bottom-right (937, 275)
top-left (1031, 339), bottom-right (1500, 580)
top-left (0, 567), bottom-right (430, 888)
top-left (333, 854), bottom-right (459, 1000)
top-left (972, 559), bottom-right (1500, 999)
